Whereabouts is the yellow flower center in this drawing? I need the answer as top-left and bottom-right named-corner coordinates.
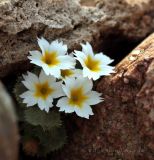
top-left (42, 51), bottom-right (59, 66)
top-left (61, 69), bottom-right (73, 78)
top-left (85, 55), bottom-right (101, 72)
top-left (69, 87), bottom-right (87, 108)
top-left (34, 82), bottom-right (53, 100)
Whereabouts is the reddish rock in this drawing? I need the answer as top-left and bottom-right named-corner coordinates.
top-left (51, 33), bottom-right (154, 160)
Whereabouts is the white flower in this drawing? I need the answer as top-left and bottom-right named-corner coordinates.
top-left (74, 42), bottom-right (115, 80)
top-left (60, 69), bottom-right (82, 80)
top-left (28, 37), bottom-right (76, 78)
top-left (57, 77), bottom-right (103, 119)
top-left (20, 70), bottom-right (64, 112)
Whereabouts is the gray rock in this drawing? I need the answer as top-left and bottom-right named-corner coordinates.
top-left (0, 0), bottom-right (154, 77)
top-left (0, 81), bottom-right (18, 160)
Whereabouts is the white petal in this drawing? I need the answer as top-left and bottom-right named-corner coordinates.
top-left (86, 91), bottom-right (103, 105)
top-left (28, 51), bottom-right (42, 66)
top-left (62, 84), bottom-right (71, 97)
top-left (44, 106), bottom-right (50, 112)
top-left (42, 65), bottom-right (61, 78)
top-left (57, 97), bottom-right (74, 113)
top-left (29, 50), bottom-right (42, 59)
top-left (28, 57), bottom-right (45, 68)
top-left (37, 37), bottom-right (50, 54)
top-left (95, 53), bottom-right (114, 65)
top-left (38, 96), bottom-right (53, 112)
top-left (63, 77), bottom-right (93, 95)
top-left (20, 91), bottom-right (37, 107)
top-left (37, 99), bottom-right (46, 110)
top-left (45, 96), bottom-right (54, 112)
top-left (21, 80), bottom-right (34, 91)
top-left (82, 67), bottom-right (90, 78)
top-left (51, 82), bottom-right (65, 98)
top-left (39, 69), bottom-right (47, 82)
top-left (39, 70), bottom-right (56, 83)
top-left (46, 95), bottom-right (54, 104)
top-left (88, 72), bottom-right (100, 81)
top-left (63, 77), bottom-right (76, 90)
top-left (20, 91), bottom-right (30, 99)
top-left (82, 67), bottom-right (95, 79)
top-left (75, 77), bottom-right (93, 93)
top-left (74, 50), bottom-right (86, 59)
top-left (74, 104), bottom-right (94, 119)
top-left (41, 64), bottom-right (50, 75)
top-left (58, 55), bottom-right (76, 69)
top-left (49, 67), bottom-right (61, 78)
top-left (27, 71), bottom-right (39, 83)
top-left (28, 50), bottom-right (44, 67)
top-left (47, 75), bottom-right (56, 83)
top-left (74, 50), bottom-right (87, 67)
top-left (44, 99), bottom-right (53, 112)
top-left (99, 65), bottom-right (115, 76)
top-left (22, 72), bottom-right (39, 90)
top-left (73, 69), bottom-right (83, 77)
top-left (82, 67), bottom-right (100, 80)
top-left (49, 40), bottom-right (67, 55)
top-left (81, 42), bottom-right (94, 56)
top-left (92, 75), bottom-right (100, 81)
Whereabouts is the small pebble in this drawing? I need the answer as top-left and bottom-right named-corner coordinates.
top-left (129, 56), bottom-right (137, 61)
top-left (123, 77), bottom-right (129, 84)
top-left (145, 89), bottom-right (149, 95)
top-left (97, 136), bottom-right (101, 140)
top-left (131, 50), bottom-right (141, 55)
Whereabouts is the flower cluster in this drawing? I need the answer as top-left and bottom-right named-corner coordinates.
top-left (20, 38), bottom-right (114, 119)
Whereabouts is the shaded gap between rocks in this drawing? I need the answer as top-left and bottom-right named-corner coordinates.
top-left (98, 32), bottom-right (145, 65)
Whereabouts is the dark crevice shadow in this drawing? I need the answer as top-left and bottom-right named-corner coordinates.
top-left (97, 32), bottom-right (145, 65)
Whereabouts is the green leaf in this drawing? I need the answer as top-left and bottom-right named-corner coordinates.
top-left (23, 124), bottom-right (67, 155)
top-left (24, 107), bottom-right (62, 130)
top-left (13, 77), bottom-right (27, 104)
top-left (35, 126), bottom-right (67, 154)
top-left (32, 67), bottom-right (41, 76)
top-left (42, 126), bottom-right (67, 154)
top-left (13, 78), bottom-right (27, 121)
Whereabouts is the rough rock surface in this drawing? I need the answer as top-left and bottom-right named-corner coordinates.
top-left (0, 0), bottom-right (154, 77)
top-left (50, 33), bottom-right (154, 160)
top-left (0, 81), bottom-right (18, 160)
